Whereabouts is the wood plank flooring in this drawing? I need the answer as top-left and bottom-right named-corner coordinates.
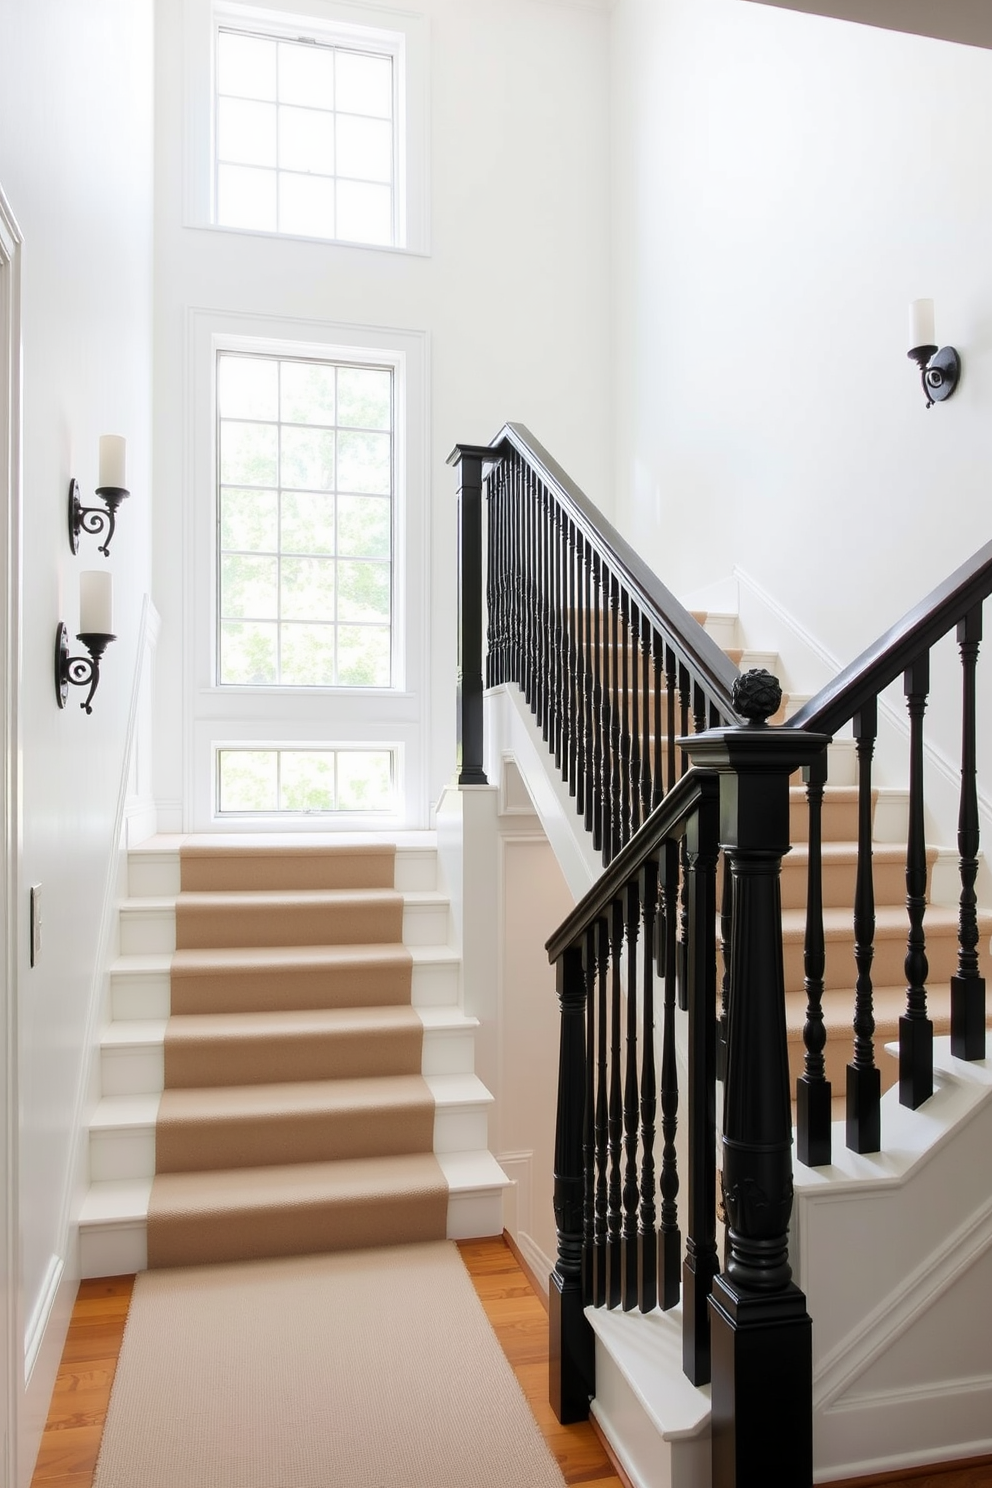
top-left (27, 1238), bottom-right (992, 1488)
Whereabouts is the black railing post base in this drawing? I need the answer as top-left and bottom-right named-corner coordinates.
top-left (549, 1269), bottom-right (594, 1424)
top-left (846, 1061), bottom-right (881, 1154)
top-left (951, 973), bottom-right (986, 1061)
top-left (709, 1275), bottom-right (813, 1488)
top-left (683, 1247), bottom-right (718, 1386)
top-left (796, 1075), bottom-right (832, 1168)
top-left (898, 1014), bottom-right (933, 1109)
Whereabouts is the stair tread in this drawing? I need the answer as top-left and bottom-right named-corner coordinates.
top-left (171, 943), bottom-right (412, 973)
top-left (149, 1151), bottom-right (447, 1213)
top-left (165, 1006), bottom-right (421, 1044)
top-left (104, 1006), bottom-right (476, 1048)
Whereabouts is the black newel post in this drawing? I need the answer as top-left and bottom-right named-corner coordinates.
top-left (447, 444), bottom-right (495, 785)
top-left (685, 671), bottom-right (830, 1488)
top-left (550, 942), bottom-right (596, 1423)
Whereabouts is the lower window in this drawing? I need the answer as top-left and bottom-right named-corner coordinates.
top-left (217, 746), bottom-right (395, 814)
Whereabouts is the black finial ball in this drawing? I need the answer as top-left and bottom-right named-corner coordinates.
top-left (733, 668), bottom-right (783, 725)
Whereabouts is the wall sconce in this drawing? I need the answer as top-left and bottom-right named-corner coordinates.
top-left (68, 435), bottom-right (129, 556)
top-left (55, 572), bottom-right (116, 714)
top-left (907, 299), bottom-right (960, 408)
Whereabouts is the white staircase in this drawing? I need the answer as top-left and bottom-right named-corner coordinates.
top-left (79, 832), bottom-right (508, 1279)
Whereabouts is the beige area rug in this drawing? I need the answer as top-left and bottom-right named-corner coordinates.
top-left (93, 1241), bottom-right (567, 1488)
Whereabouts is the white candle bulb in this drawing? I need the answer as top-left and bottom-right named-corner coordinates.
top-left (909, 299), bottom-right (936, 350)
top-left (79, 571), bottom-right (113, 635)
top-left (98, 435), bottom-right (127, 490)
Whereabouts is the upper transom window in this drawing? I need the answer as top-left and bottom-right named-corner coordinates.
top-left (215, 26), bottom-right (397, 246)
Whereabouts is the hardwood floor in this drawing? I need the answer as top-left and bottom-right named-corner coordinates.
top-left (27, 1239), bottom-right (992, 1488)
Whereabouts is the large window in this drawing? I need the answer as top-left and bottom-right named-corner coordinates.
top-left (215, 27), bottom-right (396, 245)
top-left (217, 350), bottom-right (393, 688)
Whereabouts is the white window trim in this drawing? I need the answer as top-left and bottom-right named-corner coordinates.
top-left (215, 738), bottom-right (404, 823)
top-left (183, 0), bottom-right (430, 254)
top-left (186, 307), bottom-right (430, 831)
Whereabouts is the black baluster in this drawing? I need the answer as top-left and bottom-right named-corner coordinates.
top-left (447, 445), bottom-right (490, 786)
top-left (573, 528), bottom-right (587, 820)
top-left (692, 679), bottom-right (707, 739)
top-left (606, 897), bottom-right (624, 1305)
top-left (797, 749), bottom-right (831, 1167)
top-left (901, 654), bottom-right (933, 1108)
top-left (565, 518), bottom-right (579, 797)
top-left (952, 605), bottom-right (986, 1059)
top-left (551, 498), bottom-right (564, 770)
top-left (848, 699), bottom-right (881, 1153)
top-left (593, 916), bottom-right (609, 1306)
top-left (678, 662), bottom-right (690, 777)
top-left (717, 855), bottom-right (732, 1083)
top-left (582, 925), bottom-right (596, 1306)
top-left (539, 483), bottom-right (551, 739)
top-left (652, 629), bottom-right (664, 811)
top-left (682, 779), bottom-right (720, 1386)
top-left (629, 601), bottom-right (641, 838)
top-left (665, 644), bottom-right (678, 794)
top-left (522, 463), bottom-right (535, 708)
top-left (485, 462), bottom-right (496, 691)
top-left (659, 839), bottom-right (681, 1310)
top-left (592, 555), bottom-right (607, 857)
top-left (638, 856), bottom-right (659, 1313)
top-left (550, 943), bottom-right (595, 1423)
top-left (609, 577), bottom-right (623, 860)
top-left (621, 879), bottom-right (641, 1310)
top-left (641, 612), bottom-right (653, 824)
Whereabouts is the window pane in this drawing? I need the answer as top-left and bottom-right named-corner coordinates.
top-left (336, 179), bottom-right (392, 245)
top-left (337, 495), bottom-right (389, 558)
top-left (220, 421), bottom-right (278, 487)
top-left (281, 556), bottom-right (335, 621)
top-left (217, 164), bottom-right (277, 231)
top-left (280, 751), bottom-right (336, 811)
top-left (338, 560), bottom-right (390, 623)
top-left (335, 52), bottom-right (392, 118)
top-left (338, 751), bottom-right (392, 810)
top-left (281, 426), bottom-right (335, 491)
top-left (337, 367), bottom-right (391, 430)
top-left (221, 554), bottom-right (278, 620)
top-left (281, 491), bottom-right (334, 555)
top-left (218, 357), bottom-right (278, 421)
top-left (336, 114), bottom-right (392, 183)
top-left (218, 33), bottom-right (277, 102)
top-left (278, 41), bottom-right (334, 109)
top-left (337, 625), bottom-right (390, 686)
top-left (281, 623), bottom-right (336, 685)
top-left (281, 361), bottom-right (335, 426)
top-left (218, 750), bottom-right (278, 811)
top-left (279, 172), bottom-right (335, 238)
top-left (220, 621), bottom-right (278, 684)
top-left (218, 97), bottom-right (277, 168)
top-left (278, 105), bottom-right (334, 175)
top-left (337, 430), bottom-right (390, 494)
top-left (221, 488), bottom-right (278, 554)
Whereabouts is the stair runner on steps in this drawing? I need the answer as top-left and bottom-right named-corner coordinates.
top-left (146, 842), bottom-right (449, 1268)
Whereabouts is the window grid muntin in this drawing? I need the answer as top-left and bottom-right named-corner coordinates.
top-left (216, 350), bottom-right (394, 689)
top-left (217, 745), bottom-right (396, 814)
top-left (214, 27), bottom-right (396, 245)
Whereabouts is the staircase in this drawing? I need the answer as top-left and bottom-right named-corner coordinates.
top-left (79, 832), bottom-right (508, 1278)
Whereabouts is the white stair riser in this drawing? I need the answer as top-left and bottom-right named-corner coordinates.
top-left (80, 1180), bottom-right (503, 1280)
top-left (100, 1023), bottom-right (477, 1096)
top-left (90, 1099), bottom-right (489, 1181)
top-left (591, 1373), bottom-right (711, 1488)
top-left (128, 847), bottom-right (438, 899)
top-left (119, 899), bottom-right (449, 956)
top-left (110, 956), bottom-right (461, 1020)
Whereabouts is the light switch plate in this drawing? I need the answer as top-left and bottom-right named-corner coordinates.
top-left (29, 884), bottom-right (41, 967)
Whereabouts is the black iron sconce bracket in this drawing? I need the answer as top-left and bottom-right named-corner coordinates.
top-left (55, 623), bottom-right (116, 714)
top-left (68, 478), bottom-right (130, 557)
top-left (907, 345), bottom-right (961, 409)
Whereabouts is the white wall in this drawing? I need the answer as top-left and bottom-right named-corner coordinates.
top-left (152, 0), bottom-right (614, 828)
top-left (0, 2), bottom-right (154, 1479)
top-left (611, 0), bottom-right (992, 816)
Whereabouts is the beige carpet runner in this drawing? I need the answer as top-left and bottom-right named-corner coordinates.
top-left (92, 1241), bottom-right (567, 1488)
top-left (147, 841), bottom-right (448, 1268)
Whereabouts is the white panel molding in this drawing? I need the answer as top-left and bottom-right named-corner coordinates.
top-left (495, 1149), bottom-right (533, 1240)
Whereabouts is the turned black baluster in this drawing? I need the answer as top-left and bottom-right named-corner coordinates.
top-left (638, 855), bottom-right (659, 1313)
top-left (628, 601), bottom-right (642, 838)
top-left (952, 605), bottom-right (986, 1059)
top-left (678, 661), bottom-right (691, 777)
top-left (592, 554), bottom-right (608, 857)
top-left (665, 644), bottom-right (678, 794)
top-left (717, 856), bottom-right (732, 1083)
top-left (621, 879), bottom-right (641, 1310)
top-left (582, 924), bottom-right (597, 1305)
top-left (682, 777), bottom-right (720, 1386)
top-left (640, 612), bottom-right (653, 824)
top-left (485, 463), bottom-right (497, 690)
top-left (610, 579), bottom-right (625, 858)
top-left (692, 679), bottom-right (707, 740)
top-left (593, 916), bottom-right (609, 1306)
top-left (448, 445), bottom-right (490, 786)
top-left (522, 462), bottom-right (535, 707)
top-left (797, 749), bottom-right (831, 1168)
top-left (652, 629), bottom-right (665, 810)
top-left (848, 698), bottom-right (881, 1153)
top-left (579, 539), bottom-right (595, 833)
top-left (551, 497), bottom-right (565, 772)
top-left (606, 897), bottom-right (624, 1305)
top-left (573, 527), bottom-right (587, 820)
top-left (565, 518), bottom-right (579, 798)
top-left (538, 483), bottom-right (552, 740)
top-left (901, 654), bottom-right (933, 1109)
top-left (659, 839), bottom-right (682, 1309)
top-left (550, 943), bottom-right (595, 1422)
